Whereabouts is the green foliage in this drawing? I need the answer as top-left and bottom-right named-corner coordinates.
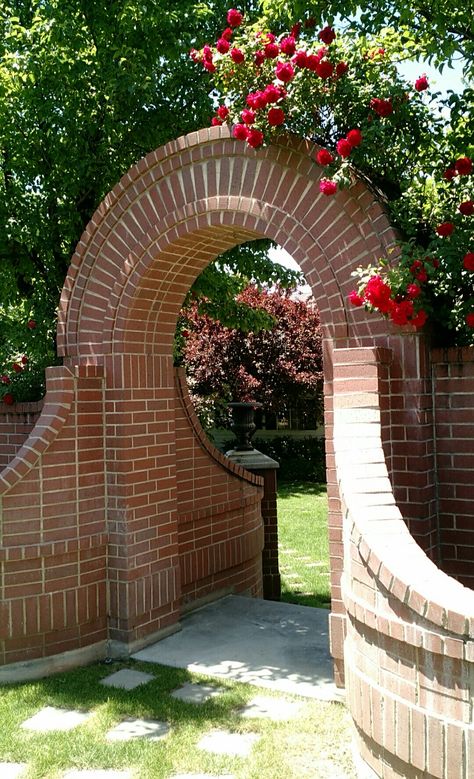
top-left (0, 0), bottom-right (297, 402)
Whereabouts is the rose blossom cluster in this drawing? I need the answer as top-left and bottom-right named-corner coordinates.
top-left (350, 154), bottom-right (474, 330)
top-left (191, 9), bottom-right (349, 152)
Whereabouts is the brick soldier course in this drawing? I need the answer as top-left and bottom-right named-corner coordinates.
top-left (0, 126), bottom-right (473, 778)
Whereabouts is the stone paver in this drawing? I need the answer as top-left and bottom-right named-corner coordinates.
top-left (197, 730), bottom-right (260, 758)
top-left (106, 717), bottom-right (170, 742)
top-left (100, 668), bottom-right (154, 690)
top-left (237, 694), bottom-right (303, 721)
top-left (0, 763), bottom-right (28, 779)
top-left (63, 771), bottom-right (133, 779)
top-left (171, 682), bottom-right (225, 704)
top-left (21, 706), bottom-right (91, 732)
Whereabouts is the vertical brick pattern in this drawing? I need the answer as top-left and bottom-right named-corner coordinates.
top-left (0, 402), bottom-right (43, 469)
top-left (0, 366), bottom-right (107, 667)
top-left (334, 346), bottom-right (474, 779)
top-left (432, 347), bottom-right (474, 589)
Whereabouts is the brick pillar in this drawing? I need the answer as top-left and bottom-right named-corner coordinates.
top-left (225, 448), bottom-right (280, 600)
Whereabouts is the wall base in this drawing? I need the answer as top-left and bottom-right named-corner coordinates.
top-left (0, 640), bottom-right (108, 684)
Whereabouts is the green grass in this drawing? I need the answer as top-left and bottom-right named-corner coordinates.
top-left (277, 481), bottom-right (331, 609)
top-left (0, 660), bottom-right (356, 778)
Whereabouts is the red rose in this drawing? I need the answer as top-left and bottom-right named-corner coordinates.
top-left (443, 167), bottom-right (456, 181)
top-left (230, 47), bottom-right (244, 64)
top-left (247, 91), bottom-right (267, 109)
top-left (264, 42), bottom-right (280, 59)
top-left (21, 355), bottom-right (28, 365)
top-left (203, 60), bottom-right (216, 72)
top-left (336, 61), bottom-right (349, 77)
top-left (233, 123), bottom-right (249, 140)
top-left (27, 319), bottom-right (37, 329)
top-left (390, 299), bottom-right (414, 326)
top-left (189, 48), bottom-right (200, 62)
top-left (348, 290), bottom-right (364, 307)
top-left (346, 128), bottom-right (362, 147)
top-left (455, 156), bottom-right (473, 176)
top-left (416, 270), bottom-right (428, 282)
top-left (316, 60), bottom-right (334, 79)
top-left (318, 25), bottom-right (336, 44)
top-left (2, 393), bottom-right (14, 405)
top-left (411, 309), bottom-right (428, 329)
top-left (267, 107), bottom-right (285, 126)
top-left (463, 252), bottom-right (474, 271)
top-left (221, 27), bottom-right (233, 41)
top-left (364, 275), bottom-right (392, 313)
top-left (319, 178), bottom-right (337, 196)
top-left (370, 98), bottom-right (393, 117)
top-left (459, 200), bottom-right (474, 216)
top-left (263, 83), bottom-right (281, 103)
top-left (246, 128), bottom-right (264, 148)
top-left (293, 50), bottom-right (308, 68)
top-left (12, 363), bottom-right (22, 373)
top-left (216, 38), bottom-right (230, 53)
top-left (291, 22), bottom-right (302, 38)
top-left (254, 50), bottom-right (265, 66)
top-left (275, 61), bottom-right (294, 83)
top-left (211, 117), bottom-right (223, 126)
top-left (203, 45), bottom-right (213, 62)
top-left (1, 375), bottom-right (10, 384)
top-left (280, 36), bottom-right (296, 56)
top-left (414, 75), bottom-right (429, 92)
top-left (241, 108), bottom-right (256, 124)
top-left (407, 283), bottom-right (421, 298)
top-left (217, 105), bottom-right (229, 120)
top-left (466, 312), bottom-right (474, 328)
top-left (436, 222), bottom-right (454, 237)
top-left (316, 148), bottom-right (334, 166)
top-left (336, 138), bottom-right (352, 158)
top-left (410, 259), bottom-right (423, 273)
top-left (227, 8), bottom-right (243, 27)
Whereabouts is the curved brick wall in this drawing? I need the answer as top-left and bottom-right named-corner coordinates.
top-left (334, 346), bottom-right (474, 779)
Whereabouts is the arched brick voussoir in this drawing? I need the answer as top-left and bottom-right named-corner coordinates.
top-left (334, 374), bottom-right (474, 641)
top-left (0, 366), bottom-right (75, 495)
top-left (106, 200), bottom-right (354, 355)
top-left (58, 126), bottom-right (399, 360)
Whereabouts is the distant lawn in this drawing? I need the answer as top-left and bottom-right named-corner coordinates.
top-left (277, 482), bottom-right (330, 609)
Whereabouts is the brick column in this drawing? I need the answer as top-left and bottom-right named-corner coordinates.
top-left (225, 448), bottom-right (280, 600)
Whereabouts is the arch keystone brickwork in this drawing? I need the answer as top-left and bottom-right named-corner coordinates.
top-left (1, 126), bottom-right (473, 778)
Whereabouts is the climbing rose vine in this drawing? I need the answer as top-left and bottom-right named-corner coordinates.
top-left (190, 9), bottom-right (474, 345)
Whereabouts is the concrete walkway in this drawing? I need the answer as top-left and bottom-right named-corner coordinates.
top-left (133, 595), bottom-right (343, 702)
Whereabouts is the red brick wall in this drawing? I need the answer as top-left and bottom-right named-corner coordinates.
top-left (334, 346), bottom-right (474, 779)
top-left (0, 402), bottom-right (43, 469)
top-left (174, 368), bottom-right (264, 606)
top-left (432, 347), bottom-right (474, 589)
top-left (0, 365), bottom-right (107, 667)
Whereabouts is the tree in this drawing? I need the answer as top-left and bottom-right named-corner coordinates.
top-left (0, 0), bottom-right (299, 401)
top-left (182, 285), bottom-right (324, 429)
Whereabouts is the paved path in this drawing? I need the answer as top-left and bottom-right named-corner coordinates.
top-left (134, 595), bottom-right (343, 702)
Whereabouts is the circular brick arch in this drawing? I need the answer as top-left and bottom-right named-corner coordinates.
top-left (58, 126), bottom-right (397, 360)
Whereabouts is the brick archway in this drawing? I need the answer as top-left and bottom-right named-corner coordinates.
top-left (3, 126), bottom-right (472, 778)
top-left (56, 126), bottom-right (398, 653)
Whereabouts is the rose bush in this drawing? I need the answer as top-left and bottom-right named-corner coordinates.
top-left (191, 8), bottom-right (474, 344)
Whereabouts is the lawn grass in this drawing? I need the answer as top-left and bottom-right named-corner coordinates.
top-left (0, 659), bottom-right (356, 778)
top-left (277, 481), bottom-right (331, 609)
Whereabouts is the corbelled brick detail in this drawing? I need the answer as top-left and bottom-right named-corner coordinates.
top-left (1, 127), bottom-right (473, 777)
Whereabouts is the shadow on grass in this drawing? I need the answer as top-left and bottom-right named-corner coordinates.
top-left (277, 481), bottom-right (327, 499)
